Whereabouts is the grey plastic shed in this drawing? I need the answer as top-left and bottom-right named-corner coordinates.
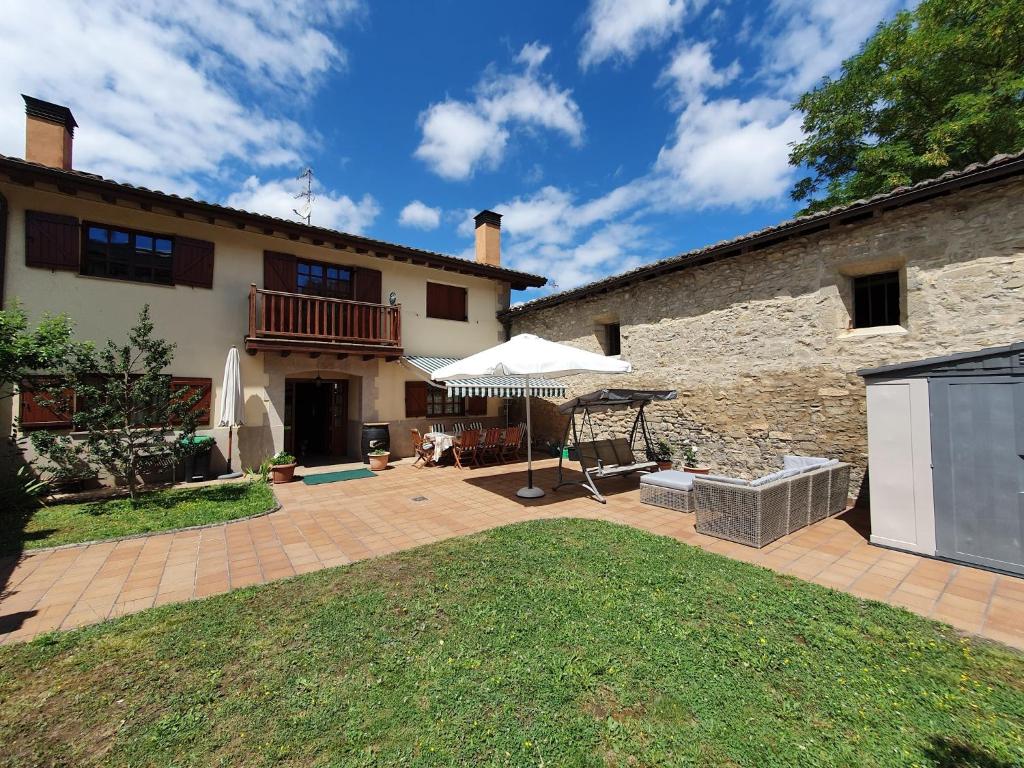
top-left (858, 341), bottom-right (1024, 575)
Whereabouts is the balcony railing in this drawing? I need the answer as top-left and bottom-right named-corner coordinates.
top-left (248, 285), bottom-right (401, 350)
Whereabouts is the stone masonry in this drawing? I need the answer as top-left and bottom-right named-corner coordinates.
top-left (508, 177), bottom-right (1024, 499)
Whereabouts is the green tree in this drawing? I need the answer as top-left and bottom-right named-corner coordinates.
top-left (58, 306), bottom-right (204, 501)
top-left (790, 0), bottom-right (1024, 213)
top-left (0, 302), bottom-right (79, 398)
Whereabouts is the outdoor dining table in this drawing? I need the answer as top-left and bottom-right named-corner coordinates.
top-left (425, 431), bottom-right (458, 456)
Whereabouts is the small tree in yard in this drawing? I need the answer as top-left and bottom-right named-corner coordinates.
top-left (60, 306), bottom-right (204, 501)
top-left (0, 302), bottom-right (78, 397)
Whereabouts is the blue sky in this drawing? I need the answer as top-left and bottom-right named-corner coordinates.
top-left (0, 0), bottom-right (907, 302)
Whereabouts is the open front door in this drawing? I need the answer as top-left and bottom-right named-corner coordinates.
top-left (330, 380), bottom-right (349, 457)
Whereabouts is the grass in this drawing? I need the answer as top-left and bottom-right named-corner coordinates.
top-left (0, 481), bottom-right (276, 554)
top-left (1, 519), bottom-right (1022, 767)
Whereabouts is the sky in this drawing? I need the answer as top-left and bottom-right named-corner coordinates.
top-left (0, 0), bottom-right (909, 302)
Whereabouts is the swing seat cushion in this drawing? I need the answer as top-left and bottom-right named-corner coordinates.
top-left (576, 438), bottom-right (657, 476)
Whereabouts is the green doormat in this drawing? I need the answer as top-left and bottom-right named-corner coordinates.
top-left (302, 468), bottom-right (376, 485)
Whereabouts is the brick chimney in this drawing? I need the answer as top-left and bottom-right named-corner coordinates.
top-left (23, 95), bottom-right (77, 170)
top-left (474, 210), bottom-right (501, 267)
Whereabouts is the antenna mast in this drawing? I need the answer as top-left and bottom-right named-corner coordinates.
top-left (293, 167), bottom-right (314, 225)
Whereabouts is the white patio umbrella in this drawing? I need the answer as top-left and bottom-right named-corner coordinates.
top-left (216, 346), bottom-right (245, 480)
top-left (431, 334), bottom-right (631, 498)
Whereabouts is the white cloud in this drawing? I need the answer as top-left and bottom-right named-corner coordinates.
top-left (579, 0), bottom-right (690, 69)
top-left (226, 175), bottom-right (379, 234)
top-left (398, 200), bottom-right (442, 230)
top-left (414, 42), bottom-right (583, 180)
top-left (655, 97), bottom-right (804, 208)
top-left (0, 0), bottom-right (361, 194)
top-left (762, 0), bottom-right (903, 96)
top-left (659, 41), bottom-right (740, 105)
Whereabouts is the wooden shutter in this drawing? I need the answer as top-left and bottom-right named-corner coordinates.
top-left (173, 237), bottom-right (214, 288)
top-left (25, 210), bottom-right (79, 270)
top-left (449, 285), bottom-right (467, 321)
top-left (353, 267), bottom-right (382, 304)
top-left (171, 377), bottom-right (212, 426)
top-left (263, 251), bottom-right (297, 292)
top-left (466, 396), bottom-right (487, 416)
top-left (427, 282), bottom-right (467, 321)
top-left (404, 381), bottom-right (427, 418)
top-left (19, 380), bottom-right (74, 429)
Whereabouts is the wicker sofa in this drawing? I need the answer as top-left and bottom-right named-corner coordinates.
top-left (693, 456), bottom-right (851, 548)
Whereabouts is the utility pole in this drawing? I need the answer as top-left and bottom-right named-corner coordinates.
top-left (293, 167), bottom-right (314, 225)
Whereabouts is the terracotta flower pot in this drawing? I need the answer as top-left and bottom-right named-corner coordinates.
top-left (368, 452), bottom-right (390, 471)
top-left (656, 460), bottom-right (674, 471)
top-left (683, 465), bottom-right (710, 475)
top-left (270, 463), bottom-right (297, 484)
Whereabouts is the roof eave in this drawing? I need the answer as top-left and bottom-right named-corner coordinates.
top-left (0, 155), bottom-right (547, 290)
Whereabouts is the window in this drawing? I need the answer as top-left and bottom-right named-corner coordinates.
top-left (82, 224), bottom-right (173, 285)
top-left (297, 259), bottom-right (352, 299)
top-left (426, 282), bottom-right (468, 321)
top-left (853, 272), bottom-right (901, 328)
top-left (427, 387), bottom-right (466, 417)
top-left (604, 322), bottom-right (621, 356)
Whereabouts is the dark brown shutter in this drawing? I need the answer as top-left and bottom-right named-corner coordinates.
top-left (426, 282), bottom-right (444, 319)
top-left (173, 237), bottom-right (214, 288)
top-left (449, 285), bottom-right (467, 321)
top-left (19, 379), bottom-right (74, 429)
top-left (353, 267), bottom-right (382, 304)
top-left (263, 251), bottom-right (297, 292)
top-left (466, 396), bottom-right (487, 416)
top-left (427, 282), bottom-right (467, 321)
top-left (171, 377), bottom-right (212, 426)
top-left (25, 210), bottom-right (79, 270)
top-left (404, 381), bottom-right (427, 418)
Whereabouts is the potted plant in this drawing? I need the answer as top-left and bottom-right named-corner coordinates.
top-left (652, 438), bottom-right (674, 471)
top-left (367, 441), bottom-right (390, 471)
top-left (681, 443), bottom-right (710, 474)
top-left (268, 451), bottom-right (297, 484)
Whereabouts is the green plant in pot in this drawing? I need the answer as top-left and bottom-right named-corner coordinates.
top-left (367, 440), bottom-right (390, 471)
top-left (268, 451), bottom-right (297, 484)
top-left (681, 442), bottom-right (709, 474)
top-left (652, 438), bottom-right (674, 470)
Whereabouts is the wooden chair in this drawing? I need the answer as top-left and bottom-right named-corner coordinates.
top-left (480, 427), bottom-right (503, 464)
top-left (501, 425), bottom-right (522, 462)
top-left (453, 429), bottom-right (482, 468)
top-left (410, 429), bottom-right (435, 467)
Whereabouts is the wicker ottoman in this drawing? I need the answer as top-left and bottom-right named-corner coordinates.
top-left (640, 470), bottom-right (696, 512)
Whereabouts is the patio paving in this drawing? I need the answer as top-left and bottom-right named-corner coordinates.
top-left (1, 457), bottom-right (1022, 649)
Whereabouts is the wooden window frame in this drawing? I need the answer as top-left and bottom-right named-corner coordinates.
top-left (852, 271), bottom-right (901, 329)
top-left (296, 258), bottom-right (354, 300)
top-left (426, 282), bottom-right (468, 322)
top-left (81, 221), bottom-right (175, 286)
top-left (426, 387), bottom-right (466, 418)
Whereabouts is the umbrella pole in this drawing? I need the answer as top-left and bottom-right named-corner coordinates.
top-left (218, 424), bottom-right (243, 480)
top-left (517, 374), bottom-right (544, 499)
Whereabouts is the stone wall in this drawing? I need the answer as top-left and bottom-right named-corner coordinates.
top-left (509, 178), bottom-right (1024, 499)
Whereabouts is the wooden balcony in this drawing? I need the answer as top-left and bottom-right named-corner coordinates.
top-left (245, 285), bottom-right (403, 358)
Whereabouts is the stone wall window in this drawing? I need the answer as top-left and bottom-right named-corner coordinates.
top-left (603, 322), bottom-right (621, 356)
top-left (852, 271), bottom-right (901, 328)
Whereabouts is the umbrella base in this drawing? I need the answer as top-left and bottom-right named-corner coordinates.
top-left (516, 485), bottom-right (545, 499)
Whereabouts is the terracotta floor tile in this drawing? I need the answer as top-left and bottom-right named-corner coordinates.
top-left (4, 457), bottom-right (1024, 651)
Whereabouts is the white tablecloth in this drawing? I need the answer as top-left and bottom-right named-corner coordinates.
top-left (425, 432), bottom-right (456, 455)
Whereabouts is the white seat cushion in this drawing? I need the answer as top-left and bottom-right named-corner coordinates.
top-left (702, 473), bottom-right (751, 487)
top-left (640, 470), bottom-right (695, 491)
top-left (782, 455), bottom-right (830, 471)
top-left (751, 467), bottom-right (802, 487)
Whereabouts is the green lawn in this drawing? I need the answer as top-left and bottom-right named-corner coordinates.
top-left (1, 519), bottom-right (1022, 767)
top-left (0, 481), bottom-right (276, 554)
